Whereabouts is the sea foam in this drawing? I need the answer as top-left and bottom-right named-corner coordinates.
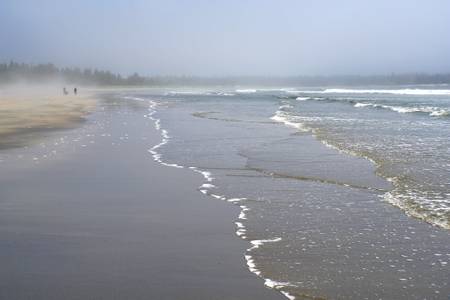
top-left (271, 108), bottom-right (310, 132)
top-left (127, 94), bottom-right (301, 300)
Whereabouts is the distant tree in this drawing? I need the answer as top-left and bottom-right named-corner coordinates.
top-left (1, 61), bottom-right (450, 86)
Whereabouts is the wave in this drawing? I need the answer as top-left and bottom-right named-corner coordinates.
top-left (165, 91), bottom-right (235, 96)
top-left (295, 97), bottom-right (310, 101)
top-left (353, 102), bottom-right (372, 108)
top-left (383, 186), bottom-right (450, 230)
top-left (271, 99), bottom-right (450, 229)
top-left (286, 95), bottom-right (449, 118)
top-left (236, 88), bottom-right (294, 94)
top-left (236, 89), bottom-right (257, 94)
top-left (271, 110), bottom-right (310, 132)
top-left (290, 88), bottom-right (450, 96)
top-left (354, 102), bottom-right (450, 117)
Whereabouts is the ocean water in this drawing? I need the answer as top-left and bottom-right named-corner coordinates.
top-left (127, 87), bottom-right (450, 299)
top-left (275, 88), bottom-right (450, 228)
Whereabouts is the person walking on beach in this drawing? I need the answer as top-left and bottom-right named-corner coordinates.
top-left (63, 87), bottom-right (68, 95)
top-left (74, 87), bottom-right (77, 95)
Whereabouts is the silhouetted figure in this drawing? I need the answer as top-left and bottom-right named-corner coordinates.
top-left (63, 87), bottom-right (68, 95)
top-left (74, 87), bottom-right (77, 95)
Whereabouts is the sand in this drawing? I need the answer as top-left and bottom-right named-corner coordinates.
top-left (0, 94), bottom-right (283, 300)
top-left (0, 85), bottom-right (95, 149)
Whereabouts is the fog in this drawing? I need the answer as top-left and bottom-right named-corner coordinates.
top-left (1, 0), bottom-right (450, 76)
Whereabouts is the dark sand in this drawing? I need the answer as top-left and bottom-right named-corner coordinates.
top-left (0, 96), bottom-right (283, 300)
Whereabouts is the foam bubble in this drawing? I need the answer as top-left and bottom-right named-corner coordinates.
top-left (200, 183), bottom-right (215, 189)
top-left (245, 255), bottom-right (261, 275)
top-left (235, 221), bottom-right (244, 228)
top-left (239, 205), bottom-right (249, 219)
top-left (210, 194), bottom-right (226, 200)
top-left (249, 237), bottom-right (282, 251)
top-left (264, 279), bottom-right (295, 289)
top-left (227, 198), bottom-right (246, 203)
top-left (280, 291), bottom-right (296, 300)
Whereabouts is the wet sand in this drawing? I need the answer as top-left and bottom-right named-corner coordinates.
top-left (0, 95), bottom-right (283, 300)
top-left (149, 91), bottom-right (450, 300)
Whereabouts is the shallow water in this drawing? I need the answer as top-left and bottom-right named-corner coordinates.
top-left (278, 88), bottom-right (450, 229)
top-left (131, 87), bottom-right (450, 299)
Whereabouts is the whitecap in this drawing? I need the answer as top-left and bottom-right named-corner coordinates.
top-left (296, 96), bottom-right (310, 101)
top-left (353, 102), bottom-right (449, 117)
top-left (315, 88), bottom-right (450, 95)
top-left (271, 110), bottom-right (310, 132)
top-left (236, 89), bottom-right (257, 93)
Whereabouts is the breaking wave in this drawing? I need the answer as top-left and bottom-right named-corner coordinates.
top-left (354, 102), bottom-right (450, 117)
top-left (290, 88), bottom-right (450, 95)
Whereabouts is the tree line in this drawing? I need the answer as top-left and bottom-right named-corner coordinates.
top-left (0, 62), bottom-right (145, 85)
top-left (1, 61), bottom-right (450, 86)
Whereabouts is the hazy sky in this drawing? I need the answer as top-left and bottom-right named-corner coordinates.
top-left (1, 0), bottom-right (450, 76)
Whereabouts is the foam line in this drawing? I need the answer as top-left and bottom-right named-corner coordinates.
top-left (123, 94), bottom-right (298, 300)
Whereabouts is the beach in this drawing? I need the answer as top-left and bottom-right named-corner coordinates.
top-left (141, 87), bottom-right (450, 299)
top-left (2, 1), bottom-right (450, 299)
top-left (0, 87), bottom-right (449, 300)
top-left (0, 85), bottom-right (95, 150)
top-left (0, 91), bottom-right (283, 300)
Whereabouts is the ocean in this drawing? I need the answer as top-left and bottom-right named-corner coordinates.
top-left (127, 86), bottom-right (450, 299)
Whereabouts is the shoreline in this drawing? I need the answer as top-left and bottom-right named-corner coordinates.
top-left (0, 93), bottom-right (284, 300)
top-left (2, 88), bottom-right (449, 299)
top-left (140, 95), bottom-right (296, 300)
top-left (145, 89), bottom-right (450, 299)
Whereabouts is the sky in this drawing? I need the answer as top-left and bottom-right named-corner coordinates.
top-left (1, 0), bottom-right (450, 76)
